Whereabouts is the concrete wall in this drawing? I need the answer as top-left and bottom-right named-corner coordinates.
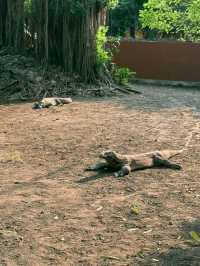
top-left (114, 40), bottom-right (200, 82)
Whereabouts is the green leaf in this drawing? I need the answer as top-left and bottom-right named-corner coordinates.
top-left (131, 203), bottom-right (140, 215)
top-left (189, 231), bottom-right (200, 242)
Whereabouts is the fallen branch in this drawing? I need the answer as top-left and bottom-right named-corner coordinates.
top-left (101, 256), bottom-right (121, 261)
top-left (123, 85), bottom-right (142, 94)
top-left (115, 85), bottom-right (142, 94)
top-left (115, 86), bottom-right (131, 94)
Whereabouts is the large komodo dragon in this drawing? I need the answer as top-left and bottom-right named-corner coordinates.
top-left (86, 122), bottom-right (199, 177)
top-left (32, 97), bottom-right (72, 109)
top-left (86, 149), bottom-right (183, 177)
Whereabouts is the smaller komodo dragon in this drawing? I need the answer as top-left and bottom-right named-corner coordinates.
top-left (86, 149), bottom-right (183, 177)
top-left (32, 97), bottom-right (72, 109)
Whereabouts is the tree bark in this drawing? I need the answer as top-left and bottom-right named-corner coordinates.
top-left (1, 0), bottom-right (108, 82)
top-left (0, 0), bottom-right (7, 46)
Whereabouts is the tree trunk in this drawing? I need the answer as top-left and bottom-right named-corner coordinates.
top-left (0, 0), bottom-right (7, 46)
top-left (5, 0), bottom-right (24, 49)
top-left (44, 0), bottom-right (49, 63)
top-left (1, 0), bottom-right (108, 82)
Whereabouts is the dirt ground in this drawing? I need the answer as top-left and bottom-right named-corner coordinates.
top-left (0, 85), bottom-right (200, 266)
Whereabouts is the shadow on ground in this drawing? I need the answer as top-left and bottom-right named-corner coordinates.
top-left (158, 246), bottom-right (200, 266)
top-left (137, 220), bottom-right (200, 266)
top-left (77, 168), bottom-right (115, 183)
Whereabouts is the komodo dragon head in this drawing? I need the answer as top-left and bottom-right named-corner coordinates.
top-left (99, 150), bottom-right (123, 166)
top-left (100, 150), bottom-right (117, 159)
top-left (32, 102), bottom-right (44, 109)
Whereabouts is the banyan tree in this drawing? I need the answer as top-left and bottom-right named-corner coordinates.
top-left (0, 0), bottom-right (118, 82)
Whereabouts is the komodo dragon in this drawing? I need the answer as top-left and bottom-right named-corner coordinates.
top-left (86, 122), bottom-right (200, 177)
top-left (32, 97), bottom-right (72, 109)
top-left (86, 149), bottom-right (182, 177)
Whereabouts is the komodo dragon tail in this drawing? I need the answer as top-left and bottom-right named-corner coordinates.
top-left (160, 149), bottom-right (183, 159)
top-left (167, 121), bottom-right (200, 158)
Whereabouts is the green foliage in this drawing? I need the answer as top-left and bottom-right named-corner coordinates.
top-left (96, 26), bottom-right (111, 71)
top-left (95, 27), bottom-right (120, 76)
top-left (96, 0), bottom-right (119, 9)
top-left (140, 0), bottom-right (200, 41)
top-left (66, 0), bottom-right (118, 13)
top-left (108, 0), bottom-right (146, 37)
top-left (107, 0), bottom-right (119, 8)
top-left (114, 67), bottom-right (136, 85)
top-left (24, 0), bottom-right (32, 11)
top-left (131, 203), bottom-right (140, 215)
top-left (189, 231), bottom-right (200, 243)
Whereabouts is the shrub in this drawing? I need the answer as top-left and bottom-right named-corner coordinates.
top-left (114, 67), bottom-right (136, 85)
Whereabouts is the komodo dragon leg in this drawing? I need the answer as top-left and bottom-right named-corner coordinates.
top-left (153, 155), bottom-right (182, 170)
top-left (114, 164), bottom-right (132, 177)
top-left (56, 99), bottom-right (64, 106)
top-left (85, 162), bottom-right (110, 171)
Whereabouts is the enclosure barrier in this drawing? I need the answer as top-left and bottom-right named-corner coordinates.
top-left (113, 40), bottom-right (200, 82)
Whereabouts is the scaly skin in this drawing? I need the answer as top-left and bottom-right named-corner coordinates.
top-left (86, 149), bottom-right (182, 177)
top-left (32, 97), bottom-right (72, 109)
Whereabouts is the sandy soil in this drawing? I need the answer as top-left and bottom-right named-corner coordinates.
top-left (0, 85), bottom-right (200, 265)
